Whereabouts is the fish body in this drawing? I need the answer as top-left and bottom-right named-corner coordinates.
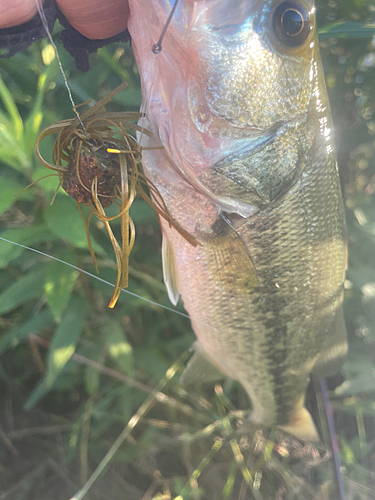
top-left (128, 0), bottom-right (347, 440)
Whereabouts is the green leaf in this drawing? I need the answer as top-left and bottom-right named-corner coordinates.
top-left (78, 342), bottom-right (104, 395)
top-left (348, 436), bottom-right (373, 461)
top-left (24, 377), bottom-right (52, 411)
top-left (0, 225), bottom-right (56, 268)
top-left (32, 166), bottom-right (61, 193)
top-left (0, 130), bottom-right (28, 170)
top-left (112, 86), bottom-right (142, 108)
top-left (84, 364), bottom-right (101, 395)
top-left (0, 71), bottom-right (23, 141)
top-left (104, 318), bottom-right (134, 376)
top-left (45, 253), bottom-right (79, 321)
top-left (134, 348), bottom-right (170, 381)
top-left (24, 365), bottom-right (76, 411)
top-left (129, 199), bottom-right (159, 226)
top-left (319, 22), bottom-right (375, 39)
top-left (0, 51), bottom-right (38, 92)
top-left (45, 298), bottom-right (86, 387)
top-left (0, 269), bottom-right (46, 315)
top-left (25, 356), bottom-right (86, 411)
top-left (0, 309), bottom-right (55, 356)
top-left (23, 70), bottom-right (49, 158)
top-left (336, 343), bottom-right (375, 396)
top-left (0, 177), bottom-right (25, 215)
top-left (355, 0), bottom-right (369, 8)
top-left (334, 398), bottom-right (375, 418)
top-left (336, 370), bottom-right (375, 396)
top-left (44, 195), bottom-right (105, 254)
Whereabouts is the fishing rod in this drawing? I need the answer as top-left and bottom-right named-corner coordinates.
top-left (314, 376), bottom-right (346, 500)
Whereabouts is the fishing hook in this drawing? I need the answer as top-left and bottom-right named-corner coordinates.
top-left (152, 0), bottom-right (181, 54)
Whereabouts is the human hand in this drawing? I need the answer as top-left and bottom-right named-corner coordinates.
top-left (0, 0), bottom-right (129, 39)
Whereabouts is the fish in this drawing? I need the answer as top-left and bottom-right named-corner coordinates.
top-left (127, 0), bottom-right (348, 441)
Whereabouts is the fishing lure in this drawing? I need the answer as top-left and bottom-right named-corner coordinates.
top-left (34, 81), bottom-right (197, 308)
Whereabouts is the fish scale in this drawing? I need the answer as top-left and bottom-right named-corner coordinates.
top-left (129, 0), bottom-right (347, 441)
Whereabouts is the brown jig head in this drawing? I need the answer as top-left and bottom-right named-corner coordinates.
top-left (35, 82), bottom-right (197, 308)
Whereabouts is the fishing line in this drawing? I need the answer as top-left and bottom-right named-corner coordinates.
top-left (0, 236), bottom-right (217, 331)
top-left (28, 2), bottom-right (215, 330)
top-left (31, 2), bottom-right (196, 322)
top-left (152, 0), bottom-right (181, 54)
top-left (34, 0), bottom-right (84, 128)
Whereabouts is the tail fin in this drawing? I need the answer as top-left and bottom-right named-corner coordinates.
top-left (278, 406), bottom-right (319, 442)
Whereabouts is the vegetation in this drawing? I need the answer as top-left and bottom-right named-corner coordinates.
top-left (0, 1), bottom-right (375, 498)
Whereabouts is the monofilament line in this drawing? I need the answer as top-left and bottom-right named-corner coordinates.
top-left (34, 0), bottom-right (85, 129)
top-left (0, 236), bottom-right (217, 331)
top-left (152, 0), bottom-right (181, 53)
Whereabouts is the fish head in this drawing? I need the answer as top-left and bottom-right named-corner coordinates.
top-left (129, 1), bottom-right (330, 214)
top-left (153, 0), bottom-right (317, 128)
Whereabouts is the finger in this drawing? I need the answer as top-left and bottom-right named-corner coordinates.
top-left (0, 0), bottom-right (43, 29)
top-left (56, 0), bottom-right (129, 40)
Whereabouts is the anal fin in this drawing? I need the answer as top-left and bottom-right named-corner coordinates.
top-left (277, 396), bottom-right (320, 442)
top-left (180, 342), bottom-right (225, 386)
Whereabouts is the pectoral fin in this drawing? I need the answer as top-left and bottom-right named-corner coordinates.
top-left (204, 213), bottom-right (258, 292)
top-left (180, 342), bottom-right (225, 386)
top-left (162, 234), bottom-right (180, 306)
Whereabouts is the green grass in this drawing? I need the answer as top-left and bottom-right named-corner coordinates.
top-left (1, 3), bottom-right (375, 499)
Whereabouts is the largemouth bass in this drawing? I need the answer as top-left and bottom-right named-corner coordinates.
top-left (128, 0), bottom-right (347, 441)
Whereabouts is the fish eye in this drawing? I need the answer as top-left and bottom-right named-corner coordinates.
top-left (273, 1), bottom-right (313, 48)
